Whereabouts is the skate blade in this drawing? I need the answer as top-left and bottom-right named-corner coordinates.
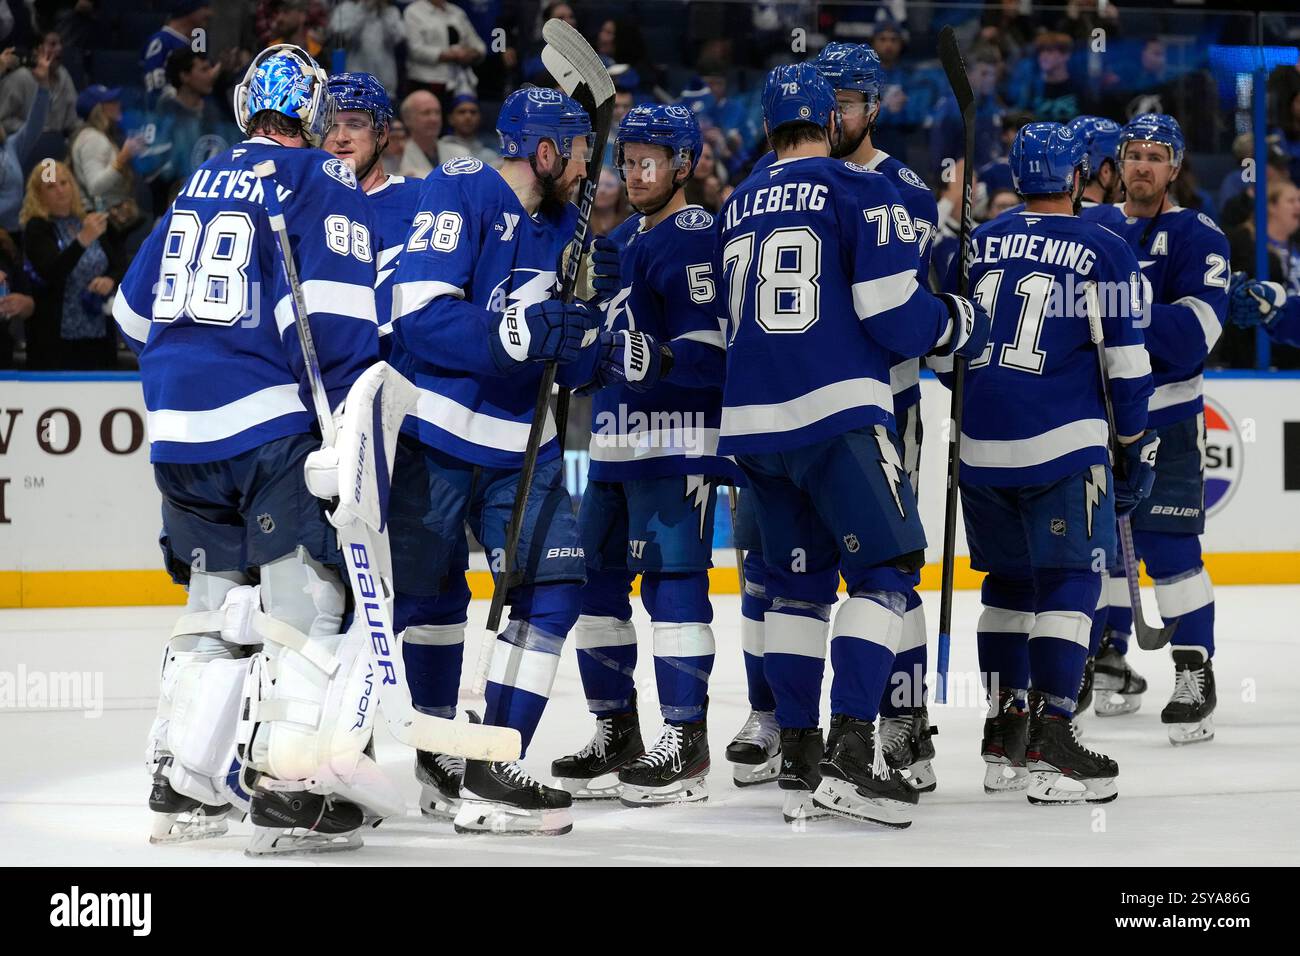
top-left (903, 760), bottom-right (937, 793)
top-left (417, 787), bottom-right (462, 821)
top-left (244, 826), bottom-right (363, 856)
top-left (982, 762), bottom-right (1030, 794)
top-left (619, 775), bottom-right (708, 807)
top-left (1026, 771), bottom-right (1117, 805)
top-left (811, 777), bottom-right (913, 829)
top-left (1094, 692), bottom-right (1142, 717)
top-left (782, 789), bottom-right (832, 824)
top-left (731, 754), bottom-right (781, 787)
top-left (149, 810), bottom-right (230, 845)
top-left (554, 771), bottom-right (624, 800)
top-left (1167, 717), bottom-right (1215, 746)
top-left (452, 799), bottom-right (573, 836)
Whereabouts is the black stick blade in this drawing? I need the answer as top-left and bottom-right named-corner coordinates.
top-left (938, 26), bottom-right (975, 116)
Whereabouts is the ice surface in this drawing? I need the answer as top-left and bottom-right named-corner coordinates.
top-left (1, 587), bottom-right (1296, 867)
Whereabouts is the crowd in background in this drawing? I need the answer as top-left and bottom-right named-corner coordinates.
top-left (1, 0), bottom-right (1300, 371)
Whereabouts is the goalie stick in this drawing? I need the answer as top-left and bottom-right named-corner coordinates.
top-left (1083, 282), bottom-right (1177, 651)
top-left (253, 159), bottom-right (521, 761)
top-left (471, 18), bottom-right (615, 694)
top-left (935, 26), bottom-right (974, 704)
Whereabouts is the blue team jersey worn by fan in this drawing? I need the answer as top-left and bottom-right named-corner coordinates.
top-left (141, 27), bottom-right (191, 102)
top-left (716, 156), bottom-right (949, 456)
top-left (113, 138), bottom-right (380, 464)
top-left (388, 157), bottom-right (578, 469)
top-left (1102, 204), bottom-right (1228, 428)
top-left (952, 212), bottom-right (1153, 486)
top-left (588, 206), bottom-right (731, 482)
top-left (366, 173), bottom-right (423, 350)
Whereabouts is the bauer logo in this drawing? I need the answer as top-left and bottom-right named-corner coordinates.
top-left (1203, 397), bottom-right (1242, 517)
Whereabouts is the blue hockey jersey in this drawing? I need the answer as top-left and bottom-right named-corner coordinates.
top-left (1104, 204), bottom-right (1229, 427)
top-left (587, 206), bottom-right (732, 482)
top-left (113, 138), bottom-right (380, 464)
top-left (365, 173), bottom-right (422, 352)
top-left (140, 27), bottom-right (190, 103)
top-left (388, 157), bottom-right (578, 469)
top-left (948, 212), bottom-right (1153, 486)
top-left (716, 156), bottom-right (950, 456)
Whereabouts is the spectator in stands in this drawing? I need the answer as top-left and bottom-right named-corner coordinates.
top-left (404, 0), bottom-right (486, 104)
top-left (1269, 55), bottom-right (1300, 131)
top-left (595, 17), bottom-right (656, 90)
top-left (977, 0), bottom-right (1038, 59)
top-left (0, 42), bottom-right (51, 233)
top-left (0, 2), bottom-right (13, 49)
top-left (151, 50), bottom-right (238, 208)
top-left (438, 92), bottom-right (497, 167)
top-left (987, 188), bottom-right (1020, 219)
top-left (591, 167), bottom-right (626, 237)
top-left (931, 44), bottom-right (1006, 176)
top-left (869, 20), bottom-right (930, 160)
top-left (976, 108), bottom-right (1034, 198)
top-left (382, 115), bottom-right (407, 176)
top-left (69, 85), bottom-right (145, 229)
top-left (268, 0), bottom-right (324, 59)
top-left (398, 89), bottom-right (442, 178)
top-left (54, 0), bottom-right (105, 89)
top-left (1274, 89), bottom-right (1300, 186)
top-left (329, 0), bottom-right (406, 95)
top-left (1222, 178), bottom-right (1300, 369)
top-left (686, 61), bottom-right (761, 179)
top-left (1013, 32), bottom-right (1095, 123)
top-left (1220, 139), bottom-right (1292, 231)
top-left (0, 30), bottom-right (78, 136)
top-left (1217, 133), bottom-right (1256, 212)
top-left (141, 1), bottom-right (212, 104)
top-left (1055, 0), bottom-right (1119, 44)
top-left (20, 160), bottom-right (125, 370)
top-left (0, 226), bottom-right (36, 368)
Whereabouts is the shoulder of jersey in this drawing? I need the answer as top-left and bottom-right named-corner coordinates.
top-left (1187, 208), bottom-right (1225, 237)
top-left (439, 156), bottom-right (487, 177)
top-left (889, 161), bottom-right (929, 193)
top-left (672, 207), bottom-right (714, 232)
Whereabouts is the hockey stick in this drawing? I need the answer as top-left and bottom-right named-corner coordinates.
top-left (934, 26), bottom-right (974, 705)
top-left (728, 485), bottom-right (745, 593)
top-left (1083, 282), bottom-right (1177, 651)
top-left (471, 18), bottom-right (615, 694)
top-left (254, 159), bottom-right (521, 761)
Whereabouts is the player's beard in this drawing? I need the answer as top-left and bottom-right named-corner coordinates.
top-left (832, 123), bottom-right (869, 159)
top-left (629, 174), bottom-right (679, 216)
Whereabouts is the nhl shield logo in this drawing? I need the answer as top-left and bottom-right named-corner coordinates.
top-left (257, 513), bottom-right (275, 534)
top-left (843, 533), bottom-right (860, 553)
top-left (1049, 518), bottom-right (1067, 537)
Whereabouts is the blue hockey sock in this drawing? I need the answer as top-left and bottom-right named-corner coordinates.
top-left (829, 592), bottom-right (904, 723)
top-left (880, 587), bottom-right (926, 717)
top-left (740, 553), bottom-right (775, 712)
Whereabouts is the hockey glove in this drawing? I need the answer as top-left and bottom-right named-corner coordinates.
top-left (1115, 431), bottom-right (1160, 516)
top-left (589, 237), bottom-right (622, 301)
top-left (933, 293), bottom-right (992, 361)
top-left (490, 299), bottom-right (598, 369)
top-left (592, 329), bottom-right (674, 393)
top-left (1228, 272), bottom-right (1285, 330)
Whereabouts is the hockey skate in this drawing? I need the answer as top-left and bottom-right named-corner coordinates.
top-left (1025, 709), bottom-right (1118, 805)
top-left (1161, 649), bottom-right (1216, 745)
top-left (415, 750), bottom-right (465, 820)
top-left (812, 716), bottom-right (918, 829)
top-left (778, 727), bottom-right (832, 823)
top-left (245, 785), bottom-right (366, 855)
top-left (618, 720), bottom-right (710, 807)
top-left (550, 709), bottom-right (644, 799)
top-left (725, 709), bottom-right (781, 786)
top-left (981, 690), bottom-right (1030, 794)
top-left (1076, 654), bottom-right (1095, 716)
top-left (1092, 632), bottom-right (1147, 717)
top-left (148, 757), bottom-right (233, 845)
top-left (879, 706), bottom-right (938, 793)
top-left (455, 760), bottom-right (573, 835)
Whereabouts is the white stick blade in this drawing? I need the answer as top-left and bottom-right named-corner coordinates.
top-left (540, 18), bottom-right (615, 103)
top-left (252, 159), bottom-right (277, 178)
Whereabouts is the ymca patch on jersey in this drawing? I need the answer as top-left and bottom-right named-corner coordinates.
top-left (675, 208), bottom-right (713, 230)
top-left (322, 157), bottom-right (357, 189)
top-left (443, 157), bottom-right (484, 176)
top-left (898, 167), bottom-right (926, 190)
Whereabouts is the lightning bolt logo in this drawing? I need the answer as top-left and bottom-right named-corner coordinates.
top-left (1084, 464), bottom-right (1107, 538)
top-left (874, 426), bottom-right (906, 518)
top-left (685, 475), bottom-right (711, 540)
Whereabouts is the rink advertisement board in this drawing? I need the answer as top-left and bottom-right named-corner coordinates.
top-left (1, 371), bottom-right (1298, 606)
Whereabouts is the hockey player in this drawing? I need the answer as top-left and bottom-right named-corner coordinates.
top-left (724, 42), bottom-right (943, 793)
top-left (947, 122), bottom-right (1157, 803)
top-left (1000, 116), bottom-right (1122, 223)
top-left (548, 104), bottom-right (732, 807)
top-left (716, 63), bottom-right (989, 828)
top-left (1100, 114), bottom-right (1228, 743)
top-left (114, 44), bottom-right (394, 852)
top-left (322, 72), bottom-right (422, 351)
top-left (1227, 272), bottom-right (1300, 347)
top-left (386, 86), bottom-right (599, 835)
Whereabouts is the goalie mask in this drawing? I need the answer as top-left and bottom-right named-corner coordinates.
top-left (235, 44), bottom-right (335, 147)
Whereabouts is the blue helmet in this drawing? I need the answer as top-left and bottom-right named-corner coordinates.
top-left (762, 63), bottom-right (838, 135)
top-left (327, 71), bottom-right (393, 128)
top-left (1066, 115), bottom-right (1121, 180)
top-left (497, 87), bottom-right (592, 160)
top-left (1010, 121), bottom-right (1089, 196)
top-left (1117, 113), bottom-right (1185, 167)
top-left (615, 104), bottom-right (702, 179)
top-left (812, 42), bottom-right (880, 100)
top-left (234, 44), bottom-right (334, 147)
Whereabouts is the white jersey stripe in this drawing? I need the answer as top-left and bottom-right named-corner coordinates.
top-left (147, 383), bottom-right (306, 445)
top-left (1149, 374), bottom-right (1203, 412)
top-left (413, 386), bottom-right (557, 453)
top-left (673, 329), bottom-right (726, 349)
top-left (721, 376), bottom-right (893, 438)
top-left (852, 270), bottom-right (918, 319)
top-left (960, 418), bottom-right (1109, 470)
top-left (392, 280), bottom-right (464, 322)
top-left (274, 280), bottom-right (378, 335)
top-left (1175, 295), bottom-right (1223, 351)
top-left (1104, 344), bottom-right (1152, 380)
top-left (589, 425), bottom-right (720, 463)
top-left (111, 293), bottom-right (151, 346)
